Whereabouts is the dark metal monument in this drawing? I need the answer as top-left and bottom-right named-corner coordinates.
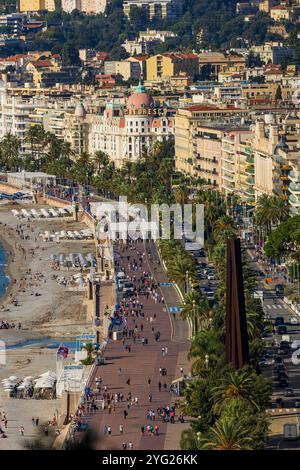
top-left (225, 238), bottom-right (249, 368)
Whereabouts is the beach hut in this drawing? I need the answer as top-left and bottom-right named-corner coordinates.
top-left (58, 208), bottom-right (67, 216)
top-left (49, 208), bottom-right (58, 217)
top-left (11, 209), bottom-right (20, 218)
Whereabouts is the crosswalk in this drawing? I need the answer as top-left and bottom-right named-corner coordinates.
top-left (265, 304), bottom-right (283, 310)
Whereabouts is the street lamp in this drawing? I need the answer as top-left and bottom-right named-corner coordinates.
top-left (192, 299), bottom-right (197, 336)
top-left (205, 354), bottom-right (209, 369)
top-left (186, 270), bottom-right (190, 294)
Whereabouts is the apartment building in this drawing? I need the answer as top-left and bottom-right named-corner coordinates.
top-left (174, 104), bottom-right (248, 175)
top-left (104, 60), bottom-right (142, 81)
top-left (270, 5), bottom-right (294, 22)
top-left (19, 0), bottom-right (45, 12)
top-left (146, 53), bottom-right (199, 82)
top-left (61, 0), bottom-right (108, 12)
top-left (123, 0), bottom-right (182, 20)
top-left (221, 130), bottom-right (255, 203)
top-left (251, 42), bottom-right (294, 65)
top-left (0, 14), bottom-right (26, 35)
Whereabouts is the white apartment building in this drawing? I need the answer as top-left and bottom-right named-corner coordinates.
top-left (61, 0), bottom-right (108, 13)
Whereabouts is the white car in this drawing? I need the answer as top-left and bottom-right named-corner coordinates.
top-left (290, 316), bottom-right (299, 325)
top-left (207, 273), bottom-right (216, 280)
top-left (291, 340), bottom-right (300, 350)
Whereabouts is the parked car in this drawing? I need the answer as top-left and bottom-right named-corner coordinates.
top-left (274, 356), bottom-right (283, 364)
top-left (275, 316), bottom-right (285, 326)
top-left (284, 388), bottom-right (295, 397)
top-left (275, 284), bottom-right (284, 297)
top-left (278, 378), bottom-right (289, 388)
top-left (280, 340), bottom-right (290, 351)
top-left (277, 325), bottom-right (287, 335)
top-left (290, 316), bottom-right (299, 325)
top-left (291, 340), bottom-right (300, 350)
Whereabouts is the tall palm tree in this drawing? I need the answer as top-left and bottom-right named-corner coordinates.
top-left (174, 184), bottom-right (189, 206)
top-left (196, 189), bottom-right (225, 239)
top-left (211, 369), bottom-right (261, 414)
top-left (199, 416), bottom-right (255, 450)
top-left (180, 429), bottom-right (200, 450)
top-left (255, 194), bottom-right (289, 234)
top-left (180, 290), bottom-right (211, 334)
top-left (92, 151), bottom-right (110, 176)
top-left (168, 251), bottom-right (196, 293)
top-left (188, 327), bottom-right (223, 375)
top-left (0, 132), bottom-right (21, 170)
top-left (213, 216), bottom-right (237, 243)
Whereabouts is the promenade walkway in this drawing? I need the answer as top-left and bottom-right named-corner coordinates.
top-left (83, 240), bottom-right (189, 451)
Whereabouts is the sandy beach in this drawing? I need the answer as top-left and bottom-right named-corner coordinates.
top-left (0, 200), bottom-right (96, 449)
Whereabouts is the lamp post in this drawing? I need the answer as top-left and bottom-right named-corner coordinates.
top-left (205, 354), bottom-right (209, 369)
top-left (185, 270), bottom-right (190, 294)
top-left (192, 299), bottom-right (197, 337)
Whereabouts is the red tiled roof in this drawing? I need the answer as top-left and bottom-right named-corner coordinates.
top-left (165, 52), bottom-right (198, 60)
top-left (28, 60), bottom-right (54, 68)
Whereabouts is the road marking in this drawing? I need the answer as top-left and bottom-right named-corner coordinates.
top-left (267, 305), bottom-right (272, 310)
top-left (277, 305), bottom-right (282, 309)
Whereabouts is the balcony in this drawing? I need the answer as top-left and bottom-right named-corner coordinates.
top-left (289, 183), bottom-right (300, 193)
top-left (246, 176), bottom-right (255, 185)
top-left (245, 187), bottom-right (255, 195)
top-left (289, 194), bottom-right (299, 204)
top-left (246, 155), bottom-right (254, 164)
top-left (245, 166), bottom-right (254, 174)
top-left (222, 173), bottom-right (234, 182)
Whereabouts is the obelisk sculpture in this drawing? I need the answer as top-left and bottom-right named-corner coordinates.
top-left (226, 238), bottom-right (249, 368)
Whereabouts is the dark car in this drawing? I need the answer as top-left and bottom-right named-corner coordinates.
top-left (278, 378), bottom-right (289, 388)
top-left (275, 284), bottom-right (284, 297)
top-left (277, 325), bottom-right (287, 335)
top-left (274, 363), bottom-right (286, 371)
top-left (274, 356), bottom-right (283, 364)
top-left (277, 371), bottom-right (288, 380)
top-left (275, 316), bottom-right (285, 326)
top-left (284, 388), bottom-right (294, 397)
top-left (280, 340), bottom-right (290, 350)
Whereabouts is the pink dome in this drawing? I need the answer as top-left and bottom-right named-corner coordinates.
top-left (127, 83), bottom-right (153, 112)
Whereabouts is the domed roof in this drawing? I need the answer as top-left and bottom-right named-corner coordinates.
top-left (127, 82), bottom-right (153, 112)
top-left (74, 103), bottom-right (86, 118)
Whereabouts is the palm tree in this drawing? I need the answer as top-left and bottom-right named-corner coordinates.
top-left (0, 132), bottom-right (21, 170)
top-left (196, 189), bottom-right (225, 239)
top-left (92, 151), bottom-right (110, 175)
top-left (168, 251), bottom-right (196, 293)
top-left (188, 327), bottom-right (223, 375)
top-left (174, 184), bottom-right (189, 206)
top-left (180, 290), bottom-right (211, 334)
top-left (180, 429), bottom-right (200, 450)
top-left (199, 416), bottom-right (255, 450)
top-left (211, 369), bottom-right (261, 414)
top-left (213, 216), bottom-right (237, 243)
top-left (25, 125), bottom-right (47, 164)
top-left (255, 194), bottom-right (289, 234)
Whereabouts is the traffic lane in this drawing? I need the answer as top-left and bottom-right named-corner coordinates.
top-left (263, 300), bottom-right (300, 402)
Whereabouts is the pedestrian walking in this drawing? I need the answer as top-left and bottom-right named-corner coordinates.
top-left (19, 426), bottom-right (24, 436)
top-left (158, 382), bottom-right (162, 392)
top-left (104, 424), bottom-right (108, 435)
top-left (107, 425), bottom-right (112, 435)
top-left (122, 442), bottom-right (127, 450)
top-left (119, 424), bottom-right (124, 434)
top-left (129, 442), bottom-right (133, 450)
top-left (148, 394), bottom-right (152, 403)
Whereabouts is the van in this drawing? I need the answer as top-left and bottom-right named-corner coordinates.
top-left (123, 282), bottom-right (135, 294)
top-left (283, 423), bottom-right (299, 441)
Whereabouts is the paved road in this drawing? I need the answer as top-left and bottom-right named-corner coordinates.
top-left (78, 240), bottom-right (189, 451)
top-left (246, 244), bottom-right (300, 449)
